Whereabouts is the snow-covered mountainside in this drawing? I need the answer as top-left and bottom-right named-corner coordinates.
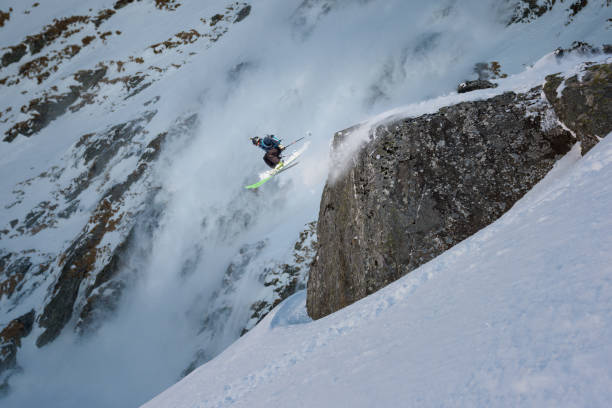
top-left (144, 134), bottom-right (612, 407)
top-left (0, 0), bottom-right (610, 407)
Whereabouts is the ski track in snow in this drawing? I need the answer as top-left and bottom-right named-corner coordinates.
top-left (144, 136), bottom-right (612, 407)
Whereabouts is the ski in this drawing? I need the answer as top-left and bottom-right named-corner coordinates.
top-left (275, 161), bottom-right (299, 174)
top-left (245, 142), bottom-right (308, 189)
top-left (245, 175), bottom-right (274, 189)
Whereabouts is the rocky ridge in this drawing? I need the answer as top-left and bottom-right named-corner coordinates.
top-left (509, 0), bottom-right (608, 25)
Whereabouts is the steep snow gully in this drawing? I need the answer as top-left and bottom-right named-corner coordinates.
top-left (0, 0), bottom-right (610, 407)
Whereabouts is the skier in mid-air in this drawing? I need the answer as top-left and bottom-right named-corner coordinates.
top-left (251, 135), bottom-right (285, 168)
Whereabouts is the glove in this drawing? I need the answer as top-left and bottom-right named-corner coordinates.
top-left (279, 144), bottom-right (285, 151)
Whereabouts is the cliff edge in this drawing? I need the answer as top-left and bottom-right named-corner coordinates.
top-left (307, 61), bottom-right (611, 319)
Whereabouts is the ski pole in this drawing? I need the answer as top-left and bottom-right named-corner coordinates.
top-left (282, 137), bottom-right (305, 150)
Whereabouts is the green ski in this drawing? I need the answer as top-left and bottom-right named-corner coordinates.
top-left (244, 142), bottom-right (308, 190)
top-left (245, 175), bottom-right (274, 189)
top-left (244, 161), bottom-right (300, 189)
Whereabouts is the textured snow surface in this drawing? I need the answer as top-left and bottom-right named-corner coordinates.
top-left (144, 137), bottom-right (612, 407)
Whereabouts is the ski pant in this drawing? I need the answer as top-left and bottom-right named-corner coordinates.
top-left (263, 148), bottom-right (282, 168)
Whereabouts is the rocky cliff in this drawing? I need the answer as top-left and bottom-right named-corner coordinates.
top-left (307, 60), bottom-right (612, 319)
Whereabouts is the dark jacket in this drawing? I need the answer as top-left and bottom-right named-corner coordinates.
top-left (258, 135), bottom-right (282, 152)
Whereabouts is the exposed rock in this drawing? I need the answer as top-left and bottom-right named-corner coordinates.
top-left (75, 111), bottom-right (156, 194)
top-left (35, 209), bottom-right (112, 347)
top-left (36, 126), bottom-right (165, 347)
top-left (544, 63), bottom-right (612, 154)
top-left (554, 41), bottom-right (602, 58)
top-left (567, 0), bottom-right (589, 22)
top-left (210, 14), bottom-right (224, 26)
top-left (0, 0), bottom-right (253, 394)
top-left (75, 132), bottom-right (171, 335)
top-left (76, 280), bottom-right (126, 335)
top-left (0, 252), bottom-right (52, 316)
top-left (0, 310), bottom-right (35, 394)
top-left (458, 62), bottom-right (506, 94)
top-left (0, 9), bottom-right (10, 28)
top-left (508, 0), bottom-right (605, 25)
top-left (1, 44), bottom-right (26, 68)
top-left (155, 0), bottom-right (181, 11)
top-left (0, 256), bottom-right (31, 300)
top-left (31, 112), bottom-right (199, 348)
top-left (93, 9), bottom-right (115, 28)
top-left (4, 67), bottom-right (107, 142)
top-left (457, 79), bottom-right (498, 94)
top-left (307, 87), bottom-right (581, 319)
top-left (234, 5), bottom-right (251, 23)
top-left (24, 15), bottom-right (90, 55)
top-left (308, 61), bottom-right (611, 319)
top-left (113, 0), bottom-right (142, 10)
top-left (182, 221), bottom-right (317, 377)
top-left (509, 0), bottom-right (557, 24)
top-left (473, 61), bottom-right (507, 81)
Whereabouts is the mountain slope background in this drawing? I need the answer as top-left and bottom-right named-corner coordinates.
top-left (0, 0), bottom-right (610, 407)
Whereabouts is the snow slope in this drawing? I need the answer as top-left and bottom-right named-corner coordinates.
top-left (144, 135), bottom-right (612, 407)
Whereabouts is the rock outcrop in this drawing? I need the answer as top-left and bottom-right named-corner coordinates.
top-left (307, 62), bottom-right (612, 320)
top-left (508, 0), bottom-right (601, 25)
top-left (0, 310), bottom-right (34, 395)
top-left (182, 221), bottom-right (317, 377)
top-left (544, 63), bottom-right (612, 154)
top-left (457, 79), bottom-right (498, 94)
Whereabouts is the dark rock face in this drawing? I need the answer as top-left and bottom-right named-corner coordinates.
top-left (33, 113), bottom-right (199, 348)
top-left (544, 63), bottom-right (612, 154)
top-left (1, 44), bottom-right (27, 68)
top-left (509, 0), bottom-right (556, 24)
top-left (113, 0), bottom-right (142, 10)
top-left (182, 221), bottom-right (317, 378)
top-left (0, 310), bottom-right (35, 394)
top-left (0, 252), bottom-right (51, 309)
top-left (307, 87), bottom-right (581, 319)
top-left (457, 79), bottom-right (498, 93)
top-left (554, 41), bottom-right (601, 58)
top-left (244, 221), bottom-right (317, 330)
top-left (308, 62), bottom-right (612, 319)
top-left (3, 67), bottom-right (107, 142)
top-left (35, 125), bottom-right (165, 347)
top-left (508, 0), bottom-right (604, 25)
top-left (234, 5), bottom-right (251, 23)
